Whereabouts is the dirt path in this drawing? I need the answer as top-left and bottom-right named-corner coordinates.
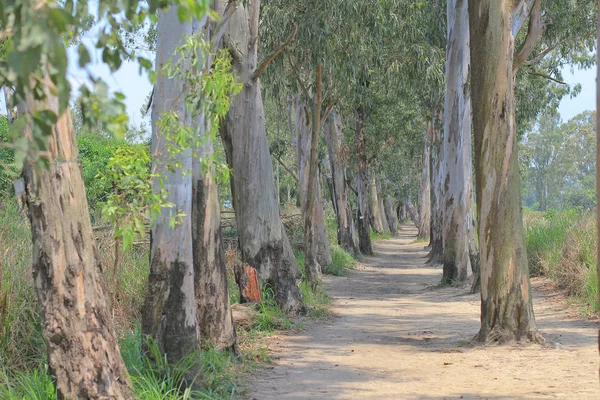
top-left (247, 225), bottom-right (599, 399)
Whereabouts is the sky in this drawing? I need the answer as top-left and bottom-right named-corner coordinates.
top-left (558, 66), bottom-right (596, 121)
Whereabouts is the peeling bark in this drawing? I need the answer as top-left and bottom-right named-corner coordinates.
top-left (217, 0), bottom-right (302, 314)
top-left (190, 19), bottom-right (237, 352)
top-left (355, 104), bottom-right (374, 255)
top-left (21, 88), bottom-right (132, 397)
top-left (468, 0), bottom-right (542, 343)
top-left (294, 93), bottom-right (332, 268)
top-left (429, 114), bottom-right (444, 263)
top-left (324, 112), bottom-right (360, 256)
top-left (442, 0), bottom-right (480, 285)
top-left (142, 9), bottom-right (200, 364)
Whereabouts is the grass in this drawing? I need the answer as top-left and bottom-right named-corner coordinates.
top-left (371, 229), bottom-right (392, 241)
top-left (524, 208), bottom-right (598, 314)
top-left (0, 195), bottom-right (341, 398)
top-left (0, 328), bottom-right (244, 399)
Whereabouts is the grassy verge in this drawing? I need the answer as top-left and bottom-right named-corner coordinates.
top-left (371, 229), bottom-right (392, 241)
top-left (524, 209), bottom-right (598, 314)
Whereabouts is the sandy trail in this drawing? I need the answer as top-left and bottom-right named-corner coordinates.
top-left (247, 225), bottom-right (599, 399)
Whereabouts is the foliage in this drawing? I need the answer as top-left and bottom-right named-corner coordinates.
top-left (251, 287), bottom-right (294, 333)
top-left (1, 329), bottom-right (243, 399)
top-left (99, 144), bottom-right (172, 249)
top-left (324, 245), bottom-right (356, 276)
top-left (524, 209), bottom-right (598, 313)
top-left (521, 110), bottom-right (596, 211)
top-left (371, 229), bottom-right (392, 242)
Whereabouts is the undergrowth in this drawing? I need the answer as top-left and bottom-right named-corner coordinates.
top-left (371, 229), bottom-right (392, 241)
top-left (524, 208), bottom-right (598, 313)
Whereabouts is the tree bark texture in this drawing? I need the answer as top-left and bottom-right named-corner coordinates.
top-left (190, 19), bottom-right (237, 352)
top-left (417, 122), bottom-right (432, 241)
top-left (324, 111), bottom-right (360, 256)
top-left (355, 104), bottom-right (374, 255)
top-left (468, 0), bottom-right (541, 343)
top-left (294, 93), bottom-right (332, 269)
top-left (429, 114), bottom-right (444, 264)
top-left (369, 174), bottom-right (390, 235)
top-left (21, 90), bottom-right (132, 397)
top-left (143, 8), bottom-right (200, 364)
top-left (217, 0), bottom-right (303, 314)
top-left (442, 0), bottom-right (479, 284)
top-left (383, 195), bottom-right (399, 236)
top-left (301, 65), bottom-right (325, 286)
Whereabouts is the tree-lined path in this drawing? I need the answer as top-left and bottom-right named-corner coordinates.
top-left (249, 226), bottom-right (598, 399)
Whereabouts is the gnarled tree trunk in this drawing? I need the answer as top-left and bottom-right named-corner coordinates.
top-left (324, 111), bottom-right (360, 256)
top-left (355, 104), bottom-right (373, 255)
top-left (429, 113), bottom-right (444, 263)
top-left (294, 94), bottom-right (332, 268)
top-left (442, 0), bottom-right (479, 285)
top-left (217, 0), bottom-right (303, 314)
top-left (383, 195), bottom-right (399, 236)
top-left (21, 90), bottom-right (132, 397)
top-left (417, 122), bottom-right (432, 241)
top-left (468, 0), bottom-right (542, 343)
top-left (142, 9), bottom-right (200, 364)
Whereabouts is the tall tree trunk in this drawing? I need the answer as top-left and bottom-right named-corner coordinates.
top-left (404, 198), bottom-right (420, 228)
top-left (377, 183), bottom-right (391, 234)
top-left (302, 65), bottom-right (328, 286)
top-left (324, 111), bottom-right (360, 256)
top-left (468, 0), bottom-right (542, 343)
top-left (294, 93), bottom-right (332, 268)
top-left (20, 89), bottom-right (132, 397)
top-left (369, 174), bottom-right (389, 234)
top-left (442, 0), bottom-right (480, 284)
top-left (355, 104), bottom-right (373, 255)
top-left (429, 113), bottom-right (444, 263)
top-left (191, 21), bottom-right (237, 353)
top-left (217, 0), bottom-right (303, 314)
top-left (417, 122), bottom-right (432, 241)
top-left (142, 8), bottom-right (200, 364)
top-left (383, 195), bottom-right (399, 236)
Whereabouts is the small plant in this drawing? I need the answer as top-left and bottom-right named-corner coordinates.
top-left (371, 229), bottom-right (392, 241)
top-left (251, 287), bottom-right (293, 333)
top-left (323, 245), bottom-right (356, 276)
top-left (299, 282), bottom-right (331, 319)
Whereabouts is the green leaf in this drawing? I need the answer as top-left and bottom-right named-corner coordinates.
top-left (78, 44), bottom-right (91, 67)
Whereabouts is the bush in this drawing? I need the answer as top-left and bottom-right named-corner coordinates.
top-left (323, 245), bottom-right (356, 276)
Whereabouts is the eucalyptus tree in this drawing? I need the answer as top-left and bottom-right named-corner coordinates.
top-left (0, 0), bottom-right (216, 395)
top-left (417, 121), bottom-right (432, 242)
top-left (468, 0), bottom-right (596, 343)
top-left (441, 0), bottom-right (479, 284)
top-left (215, 0), bottom-right (303, 313)
top-left (324, 111), bottom-right (360, 256)
top-left (294, 93), bottom-right (333, 269)
top-left (428, 109), bottom-right (444, 263)
top-left (369, 173), bottom-right (390, 234)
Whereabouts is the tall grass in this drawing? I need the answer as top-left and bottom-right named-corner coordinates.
top-left (524, 209), bottom-right (598, 313)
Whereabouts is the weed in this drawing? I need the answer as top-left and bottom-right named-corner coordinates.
top-left (323, 245), bottom-right (356, 276)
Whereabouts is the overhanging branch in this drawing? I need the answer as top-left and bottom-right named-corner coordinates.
top-left (513, 0), bottom-right (545, 73)
top-left (531, 71), bottom-right (567, 85)
top-left (251, 24), bottom-right (297, 81)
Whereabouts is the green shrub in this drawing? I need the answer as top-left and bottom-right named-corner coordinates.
top-left (323, 245), bottom-right (356, 276)
top-left (299, 282), bottom-right (331, 319)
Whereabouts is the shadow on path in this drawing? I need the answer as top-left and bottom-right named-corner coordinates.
top-left (247, 225), bottom-right (599, 399)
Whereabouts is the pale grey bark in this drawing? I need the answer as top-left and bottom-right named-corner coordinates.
top-left (20, 87), bottom-right (132, 397)
top-left (469, 0), bottom-right (542, 343)
top-left (191, 21), bottom-right (237, 353)
top-left (383, 195), bottom-right (399, 235)
top-left (142, 8), bottom-right (199, 363)
top-left (369, 174), bottom-right (389, 234)
top-left (324, 112), bottom-right (360, 256)
top-left (294, 94), bottom-right (332, 268)
top-left (429, 114), bottom-right (444, 264)
top-left (216, 0), bottom-right (302, 314)
top-left (442, 0), bottom-right (479, 284)
top-left (417, 122), bottom-right (432, 241)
